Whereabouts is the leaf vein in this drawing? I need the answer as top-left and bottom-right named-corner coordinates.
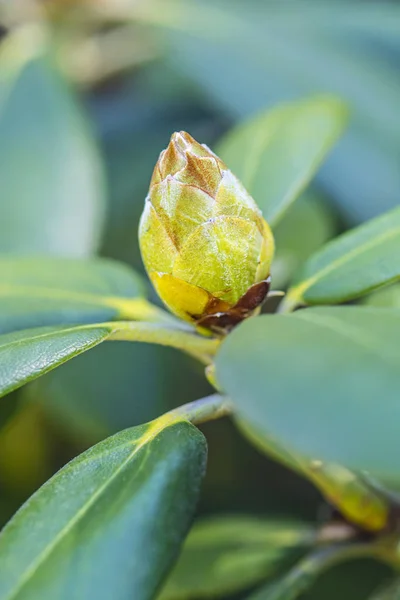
top-left (3, 417), bottom-right (182, 600)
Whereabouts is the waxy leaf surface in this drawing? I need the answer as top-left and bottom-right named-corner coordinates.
top-left (216, 307), bottom-right (400, 481)
top-left (0, 415), bottom-right (207, 600)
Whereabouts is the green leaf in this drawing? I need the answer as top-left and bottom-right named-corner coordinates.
top-left (235, 420), bottom-right (389, 533)
top-left (0, 324), bottom-right (113, 399)
top-left (271, 191), bottom-right (336, 289)
top-left (282, 195), bottom-right (400, 309)
top-left (0, 27), bottom-right (105, 255)
top-left (215, 307), bottom-right (400, 481)
top-left (0, 256), bottom-right (146, 334)
top-left (0, 321), bottom-right (217, 400)
top-left (0, 413), bottom-right (207, 600)
top-left (363, 285), bottom-right (400, 309)
top-left (216, 96), bottom-right (347, 226)
top-left (160, 516), bottom-right (315, 599)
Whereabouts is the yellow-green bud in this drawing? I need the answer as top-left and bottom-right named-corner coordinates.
top-left (139, 131), bottom-right (275, 331)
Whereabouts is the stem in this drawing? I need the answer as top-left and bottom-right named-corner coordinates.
top-left (277, 293), bottom-right (301, 314)
top-left (113, 297), bottom-right (191, 330)
top-left (170, 394), bottom-right (233, 425)
top-left (109, 321), bottom-right (220, 364)
top-left (278, 281), bottom-right (311, 314)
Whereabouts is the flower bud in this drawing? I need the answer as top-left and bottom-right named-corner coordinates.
top-left (139, 131), bottom-right (275, 332)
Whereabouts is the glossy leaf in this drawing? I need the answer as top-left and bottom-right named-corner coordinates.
top-left (0, 256), bottom-right (146, 334)
top-left (0, 324), bottom-right (113, 398)
top-left (0, 27), bottom-right (105, 255)
top-left (160, 516), bottom-right (315, 599)
top-left (215, 307), bottom-right (400, 480)
top-left (0, 414), bottom-right (207, 600)
top-left (216, 96), bottom-right (347, 226)
top-left (0, 321), bottom-right (216, 400)
top-left (284, 206), bottom-right (400, 308)
top-left (271, 191), bottom-right (336, 289)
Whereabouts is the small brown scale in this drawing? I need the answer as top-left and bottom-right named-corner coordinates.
top-left (194, 276), bottom-right (271, 336)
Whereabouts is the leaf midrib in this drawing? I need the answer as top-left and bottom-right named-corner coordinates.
top-left (0, 323), bottom-right (110, 352)
top-left (291, 223), bottom-right (400, 302)
top-left (2, 416), bottom-right (182, 600)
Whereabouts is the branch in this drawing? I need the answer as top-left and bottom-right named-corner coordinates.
top-left (109, 321), bottom-right (220, 364)
top-left (170, 394), bottom-right (233, 425)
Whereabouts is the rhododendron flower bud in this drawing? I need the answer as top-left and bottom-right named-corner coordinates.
top-left (139, 131), bottom-right (274, 332)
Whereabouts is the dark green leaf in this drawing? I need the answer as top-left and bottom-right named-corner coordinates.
top-left (160, 516), bottom-right (314, 599)
top-left (0, 321), bottom-right (215, 401)
top-left (284, 206), bottom-right (400, 308)
top-left (215, 307), bottom-right (400, 480)
top-left (0, 415), bottom-right (207, 600)
top-left (216, 97), bottom-right (346, 226)
top-left (0, 29), bottom-right (105, 255)
top-left (271, 191), bottom-right (336, 289)
top-left (0, 256), bottom-right (146, 334)
top-left (0, 324), bottom-right (113, 398)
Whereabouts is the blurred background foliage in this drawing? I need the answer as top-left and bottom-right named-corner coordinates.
top-left (0, 0), bottom-right (399, 597)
